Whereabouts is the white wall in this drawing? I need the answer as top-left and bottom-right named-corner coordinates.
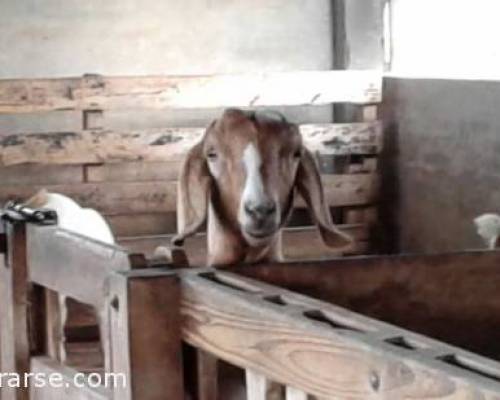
top-left (0, 0), bottom-right (333, 79)
top-left (388, 0), bottom-right (500, 80)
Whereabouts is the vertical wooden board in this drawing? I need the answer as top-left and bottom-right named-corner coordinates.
top-left (286, 387), bottom-right (308, 400)
top-left (109, 273), bottom-right (184, 400)
top-left (245, 370), bottom-right (270, 400)
top-left (194, 350), bottom-right (218, 400)
top-left (0, 222), bottom-right (30, 400)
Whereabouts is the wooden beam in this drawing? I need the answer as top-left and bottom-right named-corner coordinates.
top-left (232, 250), bottom-right (500, 361)
top-left (179, 269), bottom-right (500, 399)
top-left (0, 71), bottom-right (382, 114)
top-left (0, 222), bottom-right (30, 400)
top-left (119, 224), bottom-right (370, 266)
top-left (0, 173), bottom-right (379, 216)
top-left (108, 271), bottom-right (184, 400)
top-left (30, 356), bottom-right (111, 400)
top-left (0, 122), bottom-right (381, 166)
top-left (26, 224), bottom-right (132, 307)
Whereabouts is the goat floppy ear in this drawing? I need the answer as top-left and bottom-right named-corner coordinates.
top-left (172, 141), bottom-right (211, 246)
top-left (295, 149), bottom-right (353, 249)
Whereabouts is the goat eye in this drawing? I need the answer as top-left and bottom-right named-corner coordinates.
top-left (292, 149), bottom-right (302, 159)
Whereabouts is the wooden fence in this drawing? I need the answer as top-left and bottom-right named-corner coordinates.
top-left (2, 216), bottom-right (500, 399)
top-left (0, 70), bottom-right (382, 255)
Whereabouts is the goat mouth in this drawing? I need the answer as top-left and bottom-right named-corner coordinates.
top-left (243, 229), bottom-right (276, 240)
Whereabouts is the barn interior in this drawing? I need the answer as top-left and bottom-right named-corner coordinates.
top-left (1, 1), bottom-right (500, 398)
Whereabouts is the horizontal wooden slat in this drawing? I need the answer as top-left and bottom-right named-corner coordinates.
top-left (0, 174), bottom-right (379, 215)
top-left (31, 357), bottom-right (110, 400)
top-left (179, 269), bottom-right (500, 399)
top-left (0, 122), bottom-right (381, 166)
top-left (0, 71), bottom-right (382, 114)
top-left (86, 161), bottom-right (180, 183)
top-left (107, 213), bottom-right (179, 237)
top-left (26, 224), bottom-right (131, 307)
top-left (0, 164), bottom-right (84, 185)
top-left (118, 224), bottom-right (370, 265)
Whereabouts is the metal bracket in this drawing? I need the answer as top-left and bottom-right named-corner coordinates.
top-left (1, 201), bottom-right (58, 226)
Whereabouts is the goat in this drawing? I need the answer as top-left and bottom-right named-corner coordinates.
top-left (173, 108), bottom-right (353, 266)
top-left (474, 213), bottom-right (500, 249)
top-left (25, 189), bottom-right (115, 245)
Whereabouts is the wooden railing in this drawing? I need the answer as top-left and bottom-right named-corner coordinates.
top-left (3, 213), bottom-right (500, 399)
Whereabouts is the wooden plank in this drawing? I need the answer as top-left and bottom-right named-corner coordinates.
top-left (0, 222), bottom-right (30, 400)
top-left (195, 350), bottom-right (218, 400)
top-left (107, 213), bottom-right (178, 237)
top-left (245, 370), bottom-right (270, 400)
top-left (286, 387), bottom-right (308, 400)
top-left (109, 271), bottom-right (184, 400)
top-left (118, 224), bottom-right (370, 265)
top-left (0, 164), bottom-right (84, 185)
top-left (86, 161), bottom-right (180, 183)
top-left (26, 224), bottom-right (132, 307)
top-left (30, 356), bottom-right (110, 400)
top-left (0, 71), bottom-right (382, 114)
top-left (233, 251), bottom-right (500, 362)
top-left (0, 174), bottom-right (379, 215)
top-left (179, 269), bottom-right (500, 399)
top-left (0, 122), bottom-right (382, 166)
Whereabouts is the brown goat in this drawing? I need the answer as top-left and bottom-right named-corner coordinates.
top-left (173, 108), bottom-right (353, 266)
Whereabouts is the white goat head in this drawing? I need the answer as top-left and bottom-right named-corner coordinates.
top-left (173, 108), bottom-right (353, 266)
top-left (474, 213), bottom-right (500, 249)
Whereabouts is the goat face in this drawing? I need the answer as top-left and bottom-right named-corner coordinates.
top-left (174, 108), bottom-right (353, 258)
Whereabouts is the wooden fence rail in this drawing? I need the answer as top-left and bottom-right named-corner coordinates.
top-left (0, 71), bottom-right (382, 114)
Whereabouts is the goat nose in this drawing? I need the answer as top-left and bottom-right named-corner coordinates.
top-left (244, 201), bottom-right (277, 219)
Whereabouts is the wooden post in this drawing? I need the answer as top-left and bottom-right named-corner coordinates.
top-left (0, 221), bottom-right (30, 400)
top-left (109, 271), bottom-right (184, 400)
top-left (245, 370), bottom-right (270, 400)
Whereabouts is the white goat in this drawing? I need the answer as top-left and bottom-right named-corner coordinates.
top-left (25, 189), bottom-right (115, 244)
top-left (474, 213), bottom-right (500, 249)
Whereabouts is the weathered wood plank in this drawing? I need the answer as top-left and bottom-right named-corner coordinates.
top-left (30, 357), bottom-right (110, 400)
top-left (233, 250), bottom-right (500, 361)
top-left (0, 222), bottom-right (30, 400)
top-left (0, 164), bottom-right (84, 185)
top-left (107, 213), bottom-right (178, 237)
top-left (86, 161), bottom-right (180, 183)
top-left (118, 224), bottom-right (370, 265)
top-left (108, 272), bottom-right (184, 400)
top-left (26, 224), bottom-right (131, 307)
top-left (179, 269), bottom-right (500, 399)
top-left (0, 122), bottom-right (381, 166)
top-left (0, 71), bottom-right (382, 114)
top-left (0, 174), bottom-right (379, 215)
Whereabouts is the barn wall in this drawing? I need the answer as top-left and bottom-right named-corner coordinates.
top-left (381, 78), bottom-right (500, 253)
top-left (0, 0), bottom-right (335, 131)
top-left (379, 0), bottom-right (500, 253)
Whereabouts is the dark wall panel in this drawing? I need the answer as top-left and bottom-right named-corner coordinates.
top-left (382, 78), bottom-right (500, 253)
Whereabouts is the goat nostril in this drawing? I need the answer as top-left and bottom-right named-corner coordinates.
top-left (245, 201), bottom-right (276, 218)
top-left (255, 203), bottom-right (276, 217)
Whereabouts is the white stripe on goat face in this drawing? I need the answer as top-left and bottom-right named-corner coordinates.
top-left (241, 143), bottom-right (266, 208)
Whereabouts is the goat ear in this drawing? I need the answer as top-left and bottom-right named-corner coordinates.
top-left (295, 149), bottom-right (353, 249)
top-left (172, 141), bottom-right (211, 247)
